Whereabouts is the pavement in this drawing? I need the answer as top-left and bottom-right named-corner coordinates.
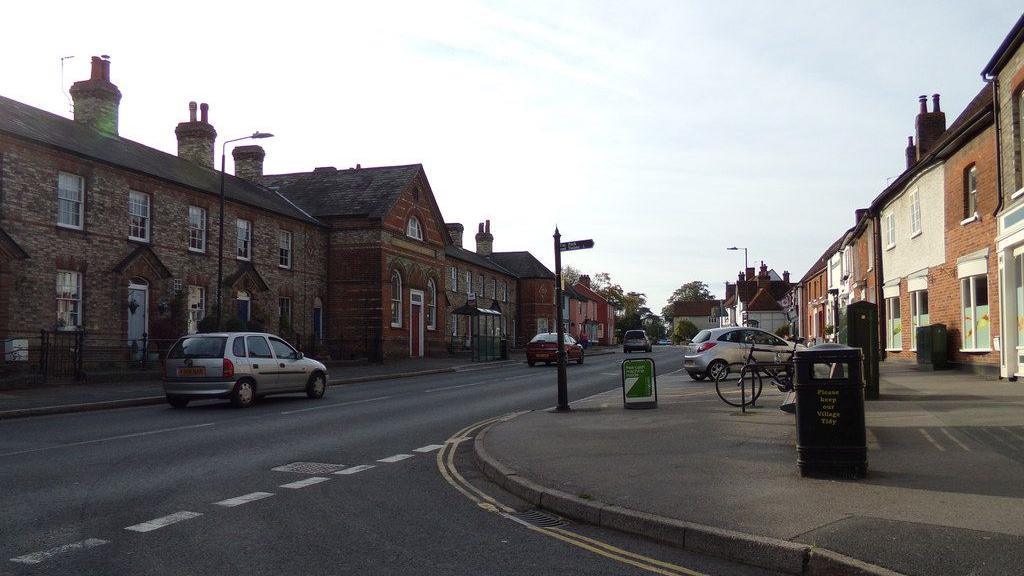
top-left (0, 345), bottom-right (620, 419)
top-left (475, 361), bottom-right (1024, 576)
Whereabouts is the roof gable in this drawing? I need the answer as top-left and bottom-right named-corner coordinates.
top-left (489, 252), bottom-right (555, 279)
top-left (267, 165), bottom-right (423, 219)
top-left (747, 288), bottom-right (783, 311)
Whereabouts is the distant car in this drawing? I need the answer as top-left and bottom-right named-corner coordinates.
top-left (526, 332), bottom-right (584, 367)
top-left (623, 330), bottom-right (651, 353)
top-left (162, 332), bottom-right (329, 408)
top-left (682, 327), bottom-right (801, 381)
top-left (656, 338), bottom-right (672, 346)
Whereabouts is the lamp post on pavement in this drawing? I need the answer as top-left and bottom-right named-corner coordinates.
top-left (215, 132), bottom-right (274, 330)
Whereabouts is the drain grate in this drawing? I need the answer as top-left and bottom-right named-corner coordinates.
top-left (512, 509), bottom-right (565, 528)
top-left (272, 462), bottom-right (347, 475)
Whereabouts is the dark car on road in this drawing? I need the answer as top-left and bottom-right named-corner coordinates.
top-left (526, 332), bottom-right (584, 366)
top-left (622, 330), bottom-right (651, 353)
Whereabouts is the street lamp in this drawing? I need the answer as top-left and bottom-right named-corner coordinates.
top-left (727, 246), bottom-right (748, 271)
top-left (215, 131), bottom-right (274, 330)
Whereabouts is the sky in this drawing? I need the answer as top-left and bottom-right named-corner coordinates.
top-left (3, 1), bottom-right (1022, 313)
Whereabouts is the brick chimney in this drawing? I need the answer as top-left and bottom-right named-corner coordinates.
top-left (915, 94), bottom-right (946, 160)
top-left (905, 136), bottom-right (916, 169)
top-left (579, 275), bottom-right (591, 288)
top-left (738, 271), bottom-right (745, 282)
top-left (745, 267), bottom-right (755, 281)
top-left (69, 56), bottom-right (122, 137)
top-left (175, 102), bottom-right (217, 168)
top-left (783, 271), bottom-right (790, 283)
top-left (446, 223), bottom-right (464, 247)
top-left (758, 261), bottom-right (769, 279)
top-left (475, 220), bottom-right (493, 256)
top-left (232, 145), bottom-right (265, 185)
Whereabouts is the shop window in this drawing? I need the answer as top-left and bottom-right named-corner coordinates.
top-left (909, 290), bottom-right (929, 351)
top-left (961, 275), bottom-right (990, 351)
top-left (885, 296), bottom-right (901, 350)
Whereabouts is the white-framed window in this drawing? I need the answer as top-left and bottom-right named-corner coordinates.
top-left (885, 296), bottom-right (901, 350)
top-left (278, 230), bottom-right (292, 269)
top-left (537, 317), bottom-right (549, 334)
top-left (965, 166), bottom-right (978, 218)
top-left (465, 270), bottom-right (472, 295)
top-left (909, 290), bottom-right (929, 351)
top-left (57, 172), bottom-right (85, 229)
top-left (885, 212), bottom-right (896, 249)
top-left (236, 219), bottom-right (252, 260)
top-left (390, 270), bottom-right (402, 327)
top-left (279, 297), bottom-right (292, 325)
top-left (480, 273), bottom-right (486, 297)
top-left (128, 190), bottom-right (151, 242)
top-left (961, 275), bottom-right (990, 351)
top-left (188, 206), bottom-right (206, 252)
top-left (867, 225), bottom-right (874, 270)
top-left (501, 281), bottom-right (508, 302)
top-left (427, 279), bottom-right (436, 330)
top-left (489, 278), bottom-right (496, 300)
top-left (450, 313), bottom-right (458, 336)
top-left (909, 189), bottom-right (921, 236)
top-left (187, 285), bottom-right (205, 334)
top-left (56, 270), bottom-right (82, 330)
top-left (449, 266), bottom-right (457, 290)
top-left (406, 217), bottom-right (423, 240)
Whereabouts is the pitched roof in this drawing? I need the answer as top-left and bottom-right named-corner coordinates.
top-left (799, 232), bottom-right (848, 284)
top-left (746, 288), bottom-right (783, 311)
top-left (265, 165), bottom-right (423, 219)
top-left (489, 252), bottom-right (555, 279)
top-left (0, 95), bottom-right (320, 226)
top-left (670, 300), bottom-right (721, 318)
top-left (572, 281), bottom-right (608, 305)
top-left (982, 12), bottom-right (1024, 76)
top-left (444, 245), bottom-right (514, 276)
top-left (564, 284), bottom-right (588, 301)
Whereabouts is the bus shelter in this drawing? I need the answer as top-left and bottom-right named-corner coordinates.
top-left (450, 303), bottom-right (503, 362)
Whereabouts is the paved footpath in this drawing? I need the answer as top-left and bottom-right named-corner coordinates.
top-left (477, 363), bottom-right (1024, 576)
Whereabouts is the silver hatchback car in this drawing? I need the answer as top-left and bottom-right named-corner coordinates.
top-left (683, 327), bottom-right (799, 381)
top-left (163, 332), bottom-right (329, 408)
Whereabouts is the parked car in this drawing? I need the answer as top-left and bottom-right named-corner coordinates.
top-left (162, 332), bottom-right (329, 408)
top-left (622, 329), bottom-right (651, 353)
top-left (656, 338), bottom-right (672, 346)
top-left (683, 327), bottom-right (800, 381)
top-left (526, 332), bottom-right (584, 367)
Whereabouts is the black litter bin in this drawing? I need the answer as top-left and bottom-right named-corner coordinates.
top-left (793, 344), bottom-right (867, 479)
top-left (500, 338), bottom-right (509, 360)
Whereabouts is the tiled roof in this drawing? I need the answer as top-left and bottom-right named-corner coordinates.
top-left (265, 165), bottom-right (422, 219)
top-left (670, 300), bottom-right (720, 318)
top-left (489, 251), bottom-right (555, 279)
top-left (746, 288), bottom-right (783, 311)
top-left (444, 245), bottom-right (514, 276)
top-left (799, 232), bottom-right (848, 284)
top-left (0, 95), bottom-right (320, 226)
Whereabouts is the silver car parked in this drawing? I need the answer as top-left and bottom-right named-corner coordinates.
top-left (163, 332), bottom-right (329, 408)
top-left (683, 327), bottom-right (798, 381)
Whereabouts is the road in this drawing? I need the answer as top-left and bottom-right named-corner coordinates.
top-left (0, 346), bottom-right (778, 575)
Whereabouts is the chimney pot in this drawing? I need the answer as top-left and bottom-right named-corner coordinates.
top-left (101, 57), bottom-right (110, 80)
top-left (915, 94), bottom-right (947, 160)
top-left (919, 95), bottom-right (927, 114)
top-left (90, 56), bottom-right (103, 80)
top-left (932, 93), bottom-right (940, 112)
top-left (475, 220), bottom-right (494, 256)
top-left (175, 101), bottom-right (217, 168)
top-left (200, 102), bottom-right (209, 123)
top-left (188, 101), bottom-right (197, 122)
top-left (485, 219), bottom-right (490, 233)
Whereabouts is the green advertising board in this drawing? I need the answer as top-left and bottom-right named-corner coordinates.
top-left (621, 357), bottom-right (657, 409)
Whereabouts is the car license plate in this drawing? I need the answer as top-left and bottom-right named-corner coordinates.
top-left (176, 367), bottom-right (206, 377)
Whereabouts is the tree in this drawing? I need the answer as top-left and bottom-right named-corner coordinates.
top-left (562, 265), bottom-right (581, 287)
top-left (774, 324), bottom-right (791, 338)
top-left (644, 316), bottom-right (666, 341)
top-left (674, 319), bottom-right (699, 343)
top-left (662, 281), bottom-right (715, 322)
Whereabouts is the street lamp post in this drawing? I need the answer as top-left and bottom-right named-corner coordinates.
top-left (727, 246), bottom-right (748, 271)
top-left (215, 132), bottom-right (274, 330)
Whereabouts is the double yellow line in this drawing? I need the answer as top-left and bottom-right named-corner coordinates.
top-left (436, 415), bottom-right (708, 576)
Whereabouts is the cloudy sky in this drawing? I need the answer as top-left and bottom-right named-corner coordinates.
top-left (4, 1), bottom-right (1021, 311)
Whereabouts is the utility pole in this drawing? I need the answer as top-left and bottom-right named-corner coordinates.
top-left (554, 228), bottom-right (568, 411)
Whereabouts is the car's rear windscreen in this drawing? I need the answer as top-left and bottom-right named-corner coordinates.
top-left (692, 330), bottom-right (711, 344)
top-left (624, 330), bottom-right (646, 339)
top-left (168, 336), bottom-right (227, 359)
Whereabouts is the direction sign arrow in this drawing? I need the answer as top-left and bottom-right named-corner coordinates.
top-left (559, 239), bottom-right (595, 252)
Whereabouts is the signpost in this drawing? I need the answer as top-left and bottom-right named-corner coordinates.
top-left (622, 357), bottom-right (657, 409)
top-left (553, 229), bottom-right (594, 412)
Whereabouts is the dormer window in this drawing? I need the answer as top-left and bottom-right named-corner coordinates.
top-left (406, 217), bottom-right (423, 240)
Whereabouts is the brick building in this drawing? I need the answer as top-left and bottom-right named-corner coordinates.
top-left (799, 236), bottom-right (842, 344)
top-left (489, 251), bottom-right (557, 347)
top-left (668, 299), bottom-right (721, 336)
top-left (0, 57), bottom-right (327, 361)
top-left (265, 164), bottom-right (448, 361)
top-left (721, 262), bottom-right (794, 333)
top-left (574, 275), bottom-right (615, 345)
top-left (442, 221), bottom-right (517, 353)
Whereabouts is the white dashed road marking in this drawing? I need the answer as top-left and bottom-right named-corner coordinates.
top-left (10, 538), bottom-right (109, 565)
top-left (378, 454), bottom-right (413, 463)
top-left (940, 428), bottom-right (971, 452)
top-left (279, 395), bottom-right (392, 415)
top-left (919, 428), bottom-right (945, 451)
top-left (334, 464), bottom-right (375, 475)
top-left (280, 477), bottom-right (331, 489)
top-left (413, 444), bottom-right (445, 453)
top-left (214, 492), bottom-right (275, 507)
top-left (125, 511), bottom-right (202, 533)
top-left (0, 423), bottom-right (215, 458)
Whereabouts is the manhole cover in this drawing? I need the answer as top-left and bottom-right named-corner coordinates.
top-left (512, 509), bottom-right (565, 528)
top-left (272, 462), bottom-right (347, 474)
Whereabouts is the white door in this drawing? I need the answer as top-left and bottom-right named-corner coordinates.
top-left (410, 290), bottom-right (424, 357)
top-left (127, 279), bottom-right (148, 360)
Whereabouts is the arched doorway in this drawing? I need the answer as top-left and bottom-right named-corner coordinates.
top-left (312, 297), bottom-right (323, 343)
top-left (127, 277), bottom-right (148, 359)
top-left (236, 290), bottom-right (251, 325)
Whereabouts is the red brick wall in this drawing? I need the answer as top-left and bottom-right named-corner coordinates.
top-left (516, 278), bottom-right (556, 347)
top-left (801, 268), bottom-right (827, 339)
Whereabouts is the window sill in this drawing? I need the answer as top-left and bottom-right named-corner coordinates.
top-left (1012, 187), bottom-right (1024, 201)
top-left (236, 256), bottom-right (251, 262)
top-left (279, 265), bottom-right (292, 270)
top-left (884, 244), bottom-right (895, 251)
top-left (960, 213), bottom-right (979, 226)
top-left (885, 348), bottom-right (902, 352)
top-left (910, 230), bottom-right (923, 239)
top-left (390, 322), bottom-right (402, 329)
top-left (959, 348), bottom-right (993, 353)
top-left (188, 247), bottom-right (206, 254)
top-left (128, 237), bottom-right (150, 244)
top-left (56, 223), bottom-right (84, 232)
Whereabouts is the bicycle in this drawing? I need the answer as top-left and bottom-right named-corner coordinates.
top-left (714, 338), bottom-right (803, 411)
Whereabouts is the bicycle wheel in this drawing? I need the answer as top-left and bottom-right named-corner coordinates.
top-left (714, 365), bottom-right (762, 407)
